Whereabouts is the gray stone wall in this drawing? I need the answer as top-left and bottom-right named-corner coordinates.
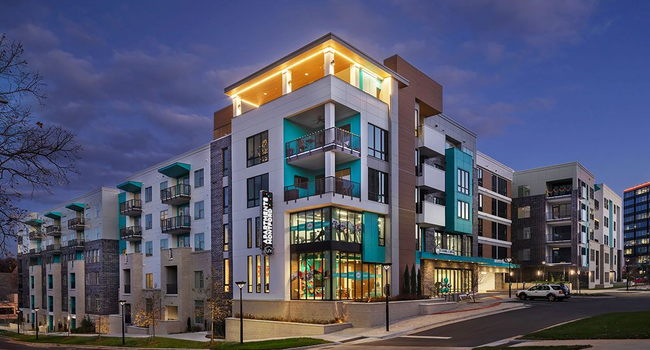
top-left (210, 136), bottom-right (232, 308)
top-left (84, 239), bottom-right (119, 315)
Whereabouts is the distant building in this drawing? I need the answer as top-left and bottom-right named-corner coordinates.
top-left (623, 182), bottom-right (650, 271)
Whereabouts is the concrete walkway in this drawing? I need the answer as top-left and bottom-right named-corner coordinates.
top-left (0, 326), bottom-right (213, 342)
top-left (315, 294), bottom-right (526, 344)
top-left (512, 339), bottom-right (650, 349)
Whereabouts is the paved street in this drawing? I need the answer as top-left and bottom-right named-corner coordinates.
top-left (330, 292), bottom-right (650, 349)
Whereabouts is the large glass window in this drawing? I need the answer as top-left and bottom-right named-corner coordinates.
top-left (457, 200), bottom-right (470, 220)
top-left (247, 173), bottom-right (269, 208)
top-left (222, 147), bottom-right (230, 173)
top-left (378, 216), bottom-right (385, 247)
top-left (368, 123), bottom-right (388, 161)
top-left (457, 169), bottom-right (470, 195)
top-left (290, 251), bottom-right (388, 300)
top-left (246, 131), bottom-right (269, 167)
top-left (289, 207), bottom-right (363, 244)
top-left (368, 168), bottom-right (389, 204)
top-left (194, 169), bottom-right (204, 188)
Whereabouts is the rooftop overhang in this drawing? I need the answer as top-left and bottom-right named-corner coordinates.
top-left (158, 162), bottom-right (191, 178)
top-left (117, 180), bottom-right (143, 193)
top-left (65, 203), bottom-right (86, 212)
top-left (44, 211), bottom-right (62, 220)
top-left (224, 33), bottom-right (409, 97)
top-left (24, 218), bottom-right (43, 226)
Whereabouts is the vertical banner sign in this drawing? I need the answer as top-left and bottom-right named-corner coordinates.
top-left (260, 191), bottom-right (274, 255)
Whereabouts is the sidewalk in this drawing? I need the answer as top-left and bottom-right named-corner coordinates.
top-left (315, 294), bottom-right (526, 344)
top-left (0, 326), bottom-right (212, 342)
top-left (512, 339), bottom-right (650, 349)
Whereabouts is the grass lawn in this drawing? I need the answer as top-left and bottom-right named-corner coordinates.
top-left (523, 311), bottom-right (650, 340)
top-left (475, 346), bottom-right (591, 350)
top-left (0, 330), bottom-right (329, 349)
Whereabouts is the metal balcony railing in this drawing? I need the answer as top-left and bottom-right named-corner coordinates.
top-left (120, 199), bottom-right (143, 216)
top-left (547, 185), bottom-right (572, 197)
top-left (120, 226), bottom-right (143, 241)
top-left (67, 217), bottom-right (86, 231)
top-left (67, 239), bottom-right (85, 250)
top-left (45, 225), bottom-right (61, 236)
top-left (160, 215), bottom-right (191, 234)
top-left (28, 230), bottom-right (44, 240)
top-left (284, 176), bottom-right (360, 201)
top-left (160, 184), bottom-right (191, 205)
top-left (285, 127), bottom-right (361, 158)
top-left (46, 243), bottom-right (61, 252)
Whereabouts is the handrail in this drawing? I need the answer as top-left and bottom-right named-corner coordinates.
top-left (285, 127), bottom-right (360, 158)
top-left (284, 176), bottom-right (360, 200)
top-left (160, 184), bottom-right (191, 202)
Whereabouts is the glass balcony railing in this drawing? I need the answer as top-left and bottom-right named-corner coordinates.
top-left (160, 184), bottom-right (191, 205)
top-left (285, 127), bottom-right (360, 159)
top-left (161, 215), bottom-right (191, 234)
top-left (284, 176), bottom-right (360, 201)
top-left (120, 199), bottom-right (143, 216)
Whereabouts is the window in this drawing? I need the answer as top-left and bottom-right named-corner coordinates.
top-left (478, 218), bottom-right (483, 236)
top-left (30, 276), bottom-right (34, 289)
top-left (160, 238), bottom-right (168, 250)
top-left (264, 255), bottom-right (270, 293)
top-left (223, 224), bottom-right (230, 251)
top-left (256, 255), bottom-right (262, 293)
top-left (194, 169), bottom-right (204, 188)
top-left (378, 216), bottom-right (385, 246)
top-left (247, 256), bottom-right (253, 293)
top-left (145, 241), bottom-right (153, 256)
top-left (146, 273), bottom-right (154, 289)
top-left (255, 216), bottom-right (261, 247)
top-left (520, 248), bottom-right (531, 261)
top-left (194, 271), bottom-right (204, 289)
top-left (247, 218), bottom-right (253, 248)
top-left (194, 300), bottom-right (204, 324)
top-left (160, 181), bottom-right (168, 191)
top-left (246, 131), bottom-right (269, 167)
top-left (457, 169), bottom-right (470, 195)
top-left (70, 296), bottom-right (76, 314)
top-left (368, 123), bottom-right (388, 161)
top-left (457, 200), bottom-right (470, 220)
top-left (223, 186), bottom-right (230, 213)
top-left (134, 241), bottom-right (141, 253)
top-left (177, 234), bottom-right (190, 248)
top-left (478, 194), bottom-right (483, 212)
top-left (518, 185), bottom-right (530, 197)
top-left (222, 147), bottom-right (230, 173)
top-left (518, 206), bottom-right (531, 219)
top-left (145, 214), bottom-right (152, 230)
top-left (521, 227), bottom-right (531, 240)
top-left (223, 258), bottom-right (230, 292)
top-left (47, 274), bottom-right (53, 289)
top-left (194, 201), bottom-right (205, 220)
top-left (70, 273), bottom-right (76, 289)
top-left (145, 186), bottom-right (152, 202)
top-left (368, 169), bottom-right (389, 204)
top-left (247, 174), bottom-right (269, 207)
top-left (194, 233), bottom-right (205, 251)
top-left (477, 167), bottom-right (484, 187)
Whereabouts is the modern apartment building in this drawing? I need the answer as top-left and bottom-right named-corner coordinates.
top-left (592, 184), bottom-right (623, 286)
top-left (623, 182), bottom-right (650, 270)
top-left (17, 187), bottom-right (119, 332)
top-left (511, 162), bottom-right (622, 288)
top-left (116, 144), bottom-right (212, 334)
top-left (208, 33), bottom-right (513, 319)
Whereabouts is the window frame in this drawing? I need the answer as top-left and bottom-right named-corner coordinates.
top-left (368, 123), bottom-right (388, 161)
top-left (246, 131), bottom-right (269, 167)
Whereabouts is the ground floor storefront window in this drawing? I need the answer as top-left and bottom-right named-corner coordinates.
top-left (431, 267), bottom-right (473, 294)
top-left (290, 251), bottom-right (388, 300)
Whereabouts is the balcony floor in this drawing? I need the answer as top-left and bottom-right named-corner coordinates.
top-left (286, 145), bottom-right (360, 169)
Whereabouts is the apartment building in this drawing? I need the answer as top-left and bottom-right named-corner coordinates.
top-left (511, 162), bottom-right (622, 288)
top-left (208, 33), bottom-right (513, 319)
top-left (592, 184), bottom-right (623, 286)
top-left (116, 144), bottom-right (212, 334)
top-left (17, 187), bottom-right (119, 332)
top-left (623, 182), bottom-right (650, 271)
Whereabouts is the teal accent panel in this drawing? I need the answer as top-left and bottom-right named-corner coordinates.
top-left (609, 200), bottom-right (614, 248)
top-left (66, 203), bottom-right (86, 212)
top-left (418, 251), bottom-right (520, 268)
top-left (44, 211), bottom-right (62, 220)
top-left (335, 113), bottom-right (360, 136)
top-left (118, 192), bottom-right (127, 253)
top-left (336, 159), bottom-right (361, 185)
top-left (158, 162), bottom-right (191, 178)
top-left (53, 255), bottom-right (60, 263)
top-left (117, 181), bottom-right (143, 193)
top-left (24, 218), bottom-right (44, 226)
top-left (445, 147), bottom-right (473, 234)
top-left (283, 119), bottom-right (314, 147)
top-left (75, 251), bottom-right (83, 260)
top-left (362, 212), bottom-right (385, 263)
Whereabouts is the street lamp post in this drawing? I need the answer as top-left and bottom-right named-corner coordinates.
top-left (504, 258), bottom-right (513, 298)
top-left (119, 300), bottom-right (126, 345)
top-left (235, 281), bottom-right (246, 344)
top-left (17, 310), bottom-right (21, 335)
top-left (67, 315), bottom-right (71, 337)
top-left (383, 264), bottom-right (391, 332)
top-left (34, 308), bottom-right (40, 340)
top-left (541, 261), bottom-right (547, 282)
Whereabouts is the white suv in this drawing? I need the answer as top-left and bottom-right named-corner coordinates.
top-left (516, 284), bottom-right (569, 302)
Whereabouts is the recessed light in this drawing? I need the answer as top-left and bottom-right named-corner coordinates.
top-left (304, 73), bottom-right (309, 76)
top-left (263, 92), bottom-right (267, 95)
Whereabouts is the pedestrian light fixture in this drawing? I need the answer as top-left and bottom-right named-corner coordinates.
top-left (382, 264), bottom-right (391, 332)
top-left (235, 281), bottom-right (246, 344)
top-left (119, 300), bottom-right (127, 345)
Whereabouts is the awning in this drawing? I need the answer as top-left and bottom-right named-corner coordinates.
top-left (418, 251), bottom-right (520, 268)
top-left (117, 180), bottom-right (143, 193)
top-left (66, 203), bottom-right (86, 212)
top-left (158, 162), bottom-right (191, 178)
top-left (24, 218), bottom-right (44, 226)
top-left (44, 211), bottom-right (62, 220)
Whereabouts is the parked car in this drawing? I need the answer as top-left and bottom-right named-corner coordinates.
top-left (516, 284), bottom-right (569, 301)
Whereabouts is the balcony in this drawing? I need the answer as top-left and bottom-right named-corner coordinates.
top-left (546, 184), bottom-right (572, 198)
top-left (120, 226), bottom-right (143, 241)
top-left (417, 163), bottom-right (445, 192)
top-left (166, 283), bottom-right (178, 295)
top-left (28, 230), bottom-right (44, 240)
top-left (67, 217), bottom-right (86, 231)
top-left (160, 184), bottom-right (191, 206)
top-left (46, 244), bottom-right (61, 253)
top-left (45, 225), bottom-right (61, 237)
top-left (67, 239), bottom-right (85, 251)
top-left (285, 127), bottom-right (361, 168)
top-left (417, 124), bottom-right (446, 156)
top-left (160, 215), bottom-right (191, 235)
top-left (284, 176), bottom-right (360, 201)
top-left (120, 199), bottom-right (143, 216)
top-left (416, 199), bottom-right (446, 227)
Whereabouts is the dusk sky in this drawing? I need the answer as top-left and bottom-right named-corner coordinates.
top-left (2, 0), bottom-right (649, 212)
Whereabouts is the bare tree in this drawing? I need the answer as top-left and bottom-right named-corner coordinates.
top-left (0, 34), bottom-right (81, 254)
top-left (133, 290), bottom-right (162, 338)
